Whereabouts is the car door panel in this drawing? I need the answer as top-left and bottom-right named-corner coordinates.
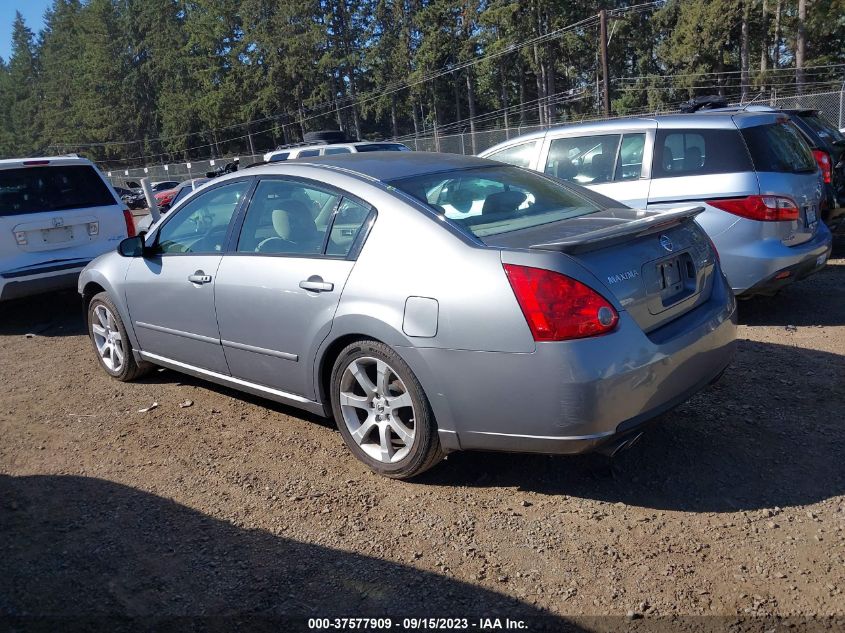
top-left (122, 178), bottom-right (252, 373)
top-left (124, 255), bottom-right (228, 373)
top-left (214, 257), bottom-right (355, 397)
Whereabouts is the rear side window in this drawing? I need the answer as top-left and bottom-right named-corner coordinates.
top-left (269, 152), bottom-right (290, 163)
top-left (485, 141), bottom-right (537, 168)
top-left (0, 165), bottom-right (116, 216)
top-left (652, 128), bottom-right (752, 178)
top-left (324, 147), bottom-right (352, 155)
top-left (545, 134), bottom-right (621, 184)
top-left (297, 149), bottom-right (320, 158)
top-left (741, 122), bottom-right (816, 173)
top-left (354, 143), bottom-right (410, 152)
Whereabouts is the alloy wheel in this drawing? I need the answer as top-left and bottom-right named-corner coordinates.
top-left (338, 356), bottom-right (416, 464)
top-left (91, 304), bottom-right (125, 373)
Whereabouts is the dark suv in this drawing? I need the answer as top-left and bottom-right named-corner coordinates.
top-left (782, 110), bottom-right (845, 235)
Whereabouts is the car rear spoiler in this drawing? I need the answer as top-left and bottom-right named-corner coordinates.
top-left (530, 206), bottom-right (705, 255)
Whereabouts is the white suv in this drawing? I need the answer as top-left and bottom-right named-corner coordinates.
top-left (0, 156), bottom-right (132, 301)
top-left (263, 141), bottom-right (410, 163)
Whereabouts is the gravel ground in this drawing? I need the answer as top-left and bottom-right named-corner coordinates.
top-left (1, 253), bottom-right (843, 629)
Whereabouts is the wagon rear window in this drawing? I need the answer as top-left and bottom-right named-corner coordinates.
top-left (741, 122), bottom-right (817, 173)
top-left (0, 165), bottom-right (115, 216)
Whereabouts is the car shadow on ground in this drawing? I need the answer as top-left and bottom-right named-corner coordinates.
top-left (0, 474), bottom-right (576, 631)
top-left (0, 290), bottom-right (85, 337)
top-left (738, 255), bottom-right (844, 327)
top-left (420, 339), bottom-right (845, 514)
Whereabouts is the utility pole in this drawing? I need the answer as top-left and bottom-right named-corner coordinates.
top-left (599, 9), bottom-right (610, 118)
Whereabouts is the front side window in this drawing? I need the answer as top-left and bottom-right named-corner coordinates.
top-left (390, 165), bottom-right (603, 238)
top-left (269, 152), bottom-right (290, 163)
top-left (544, 134), bottom-right (621, 184)
top-left (297, 149), bottom-right (320, 158)
top-left (156, 180), bottom-right (249, 254)
top-left (653, 128), bottom-right (753, 178)
top-left (485, 141), bottom-right (538, 168)
top-left (742, 122), bottom-right (818, 173)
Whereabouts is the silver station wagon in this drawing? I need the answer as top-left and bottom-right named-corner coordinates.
top-left (79, 153), bottom-right (736, 479)
top-left (480, 111), bottom-right (833, 296)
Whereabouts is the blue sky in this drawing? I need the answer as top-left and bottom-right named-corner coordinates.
top-left (0, 0), bottom-right (52, 62)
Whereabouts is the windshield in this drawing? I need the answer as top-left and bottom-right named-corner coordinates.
top-left (389, 165), bottom-right (604, 238)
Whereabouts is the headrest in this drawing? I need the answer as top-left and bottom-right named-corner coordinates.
top-left (481, 190), bottom-right (527, 216)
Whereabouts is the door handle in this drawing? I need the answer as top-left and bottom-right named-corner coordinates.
top-left (299, 278), bottom-right (334, 292)
top-left (188, 271), bottom-right (212, 284)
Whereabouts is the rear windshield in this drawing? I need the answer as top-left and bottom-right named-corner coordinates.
top-left (389, 165), bottom-right (603, 238)
top-left (741, 122), bottom-right (817, 173)
top-left (0, 165), bottom-right (116, 217)
top-left (355, 143), bottom-right (410, 152)
top-left (652, 128), bottom-right (753, 178)
top-left (802, 115), bottom-right (845, 144)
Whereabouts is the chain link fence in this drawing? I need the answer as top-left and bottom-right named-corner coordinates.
top-left (104, 89), bottom-right (845, 187)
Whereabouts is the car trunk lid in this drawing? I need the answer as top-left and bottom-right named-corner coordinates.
top-left (484, 206), bottom-right (718, 333)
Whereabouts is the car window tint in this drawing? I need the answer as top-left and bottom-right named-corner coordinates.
top-left (615, 133), bottom-right (646, 181)
top-left (324, 147), bottom-right (352, 155)
top-left (297, 149), bottom-right (320, 157)
top-left (237, 179), bottom-right (340, 255)
top-left (157, 180), bottom-right (249, 254)
top-left (485, 141), bottom-right (537, 168)
top-left (326, 198), bottom-right (373, 257)
top-left (269, 152), bottom-right (289, 163)
top-left (653, 128), bottom-right (752, 177)
top-left (544, 134), bottom-right (620, 184)
top-left (354, 143), bottom-right (411, 152)
top-left (0, 165), bottom-right (115, 216)
top-left (741, 122), bottom-right (816, 173)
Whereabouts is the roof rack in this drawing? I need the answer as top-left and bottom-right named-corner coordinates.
top-left (679, 95), bottom-right (729, 113)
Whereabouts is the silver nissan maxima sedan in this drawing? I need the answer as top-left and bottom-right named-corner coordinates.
top-left (79, 152), bottom-right (737, 478)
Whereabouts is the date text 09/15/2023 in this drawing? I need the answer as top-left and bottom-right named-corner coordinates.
top-left (307, 617), bottom-right (529, 630)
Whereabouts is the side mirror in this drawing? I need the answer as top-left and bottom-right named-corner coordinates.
top-left (118, 235), bottom-right (145, 258)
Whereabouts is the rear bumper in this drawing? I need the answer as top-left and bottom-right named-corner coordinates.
top-left (412, 274), bottom-right (737, 455)
top-left (0, 260), bottom-right (90, 301)
top-left (740, 243), bottom-right (832, 297)
top-left (721, 223), bottom-right (833, 295)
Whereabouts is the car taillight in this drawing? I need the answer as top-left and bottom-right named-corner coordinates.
top-left (122, 209), bottom-right (136, 237)
top-left (812, 149), bottom-right (832, 184)
top-left (707, 195), bottom-right (799, 222)
top-left (503, 264), bottom-right (619, 341)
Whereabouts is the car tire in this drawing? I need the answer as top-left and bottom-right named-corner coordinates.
top-left (330, 340), bottom-right (443, 479)
top-left (87, 292), bottom-right (152, 382)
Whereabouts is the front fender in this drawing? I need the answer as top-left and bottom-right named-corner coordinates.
top-left (78, 255), bottom-right (140, 356)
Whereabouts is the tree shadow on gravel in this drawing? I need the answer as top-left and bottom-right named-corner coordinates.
top-left (0, 474), bottom-right (575, 632)
top-left (0, 290), bottom-right (85, 337)
top-left (738, 256), bottom-right (844, 327)
top-left (420, 340), bottom-right (845, 514)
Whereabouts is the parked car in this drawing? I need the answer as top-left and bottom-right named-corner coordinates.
top-left (782, 109), bottom-right (845, 235)
top-left (123, 180), bottom-right (180, 210)
top-left (480, 110), bottom-right (832, 297)
top-left (0, 156), bottom-right (133, 301)
top-left (79, 152), bottom-right (736, 478)
top-left (264, 141), bottom-right (411, 163)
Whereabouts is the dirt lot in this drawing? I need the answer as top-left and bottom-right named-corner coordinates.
top-left (1, 254), bottom-right (844, 628)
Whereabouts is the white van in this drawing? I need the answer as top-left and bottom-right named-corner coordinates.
top-left (263, 141), bottom-right (411, 163)
top-left (0, 156), bottom-right (131, 301)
